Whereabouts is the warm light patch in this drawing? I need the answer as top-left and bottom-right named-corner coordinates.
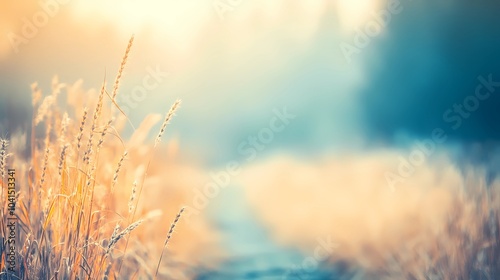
top-left (71, 0), bottom-right (212, 51)
top-left (336, 0), bottom-right (384, 33)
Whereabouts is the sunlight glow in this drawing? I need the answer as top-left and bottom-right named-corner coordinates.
top-left (71, 0), bottom-right (212, 50)
top-left (336, 0), bottom-right (384, 33)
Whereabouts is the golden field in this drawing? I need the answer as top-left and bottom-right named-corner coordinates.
top-left (0, 37), bottom-right (219, 279)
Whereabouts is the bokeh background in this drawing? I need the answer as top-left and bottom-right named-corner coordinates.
top-left (1, 0), bottom-right (500, 278)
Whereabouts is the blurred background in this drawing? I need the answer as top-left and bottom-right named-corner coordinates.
top-left (1, 0), bottom-right (500, 278)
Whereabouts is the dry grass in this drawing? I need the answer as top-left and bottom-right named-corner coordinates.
top-left (0, 38), bottom-right (214, 279)
top-left (370, 175), bottom-right (500, 280)
top-left (240, 153), bottom-right (500, 279)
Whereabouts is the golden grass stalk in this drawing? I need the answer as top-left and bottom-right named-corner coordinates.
top-left (96, 119), bottom-right (113, 150)
top-left (102, 220), bottom-right (143, 280)
top-left (58, 144), bottom-right (69, 176)
top-left (111, 35), bottom-right (134, 101)
top-left (155, 99), bottom-right (181, 147)
top-left (155, 207), bottom-right (185, 278)
top-left (39, 147), bottom-right (49, 187)
top-left (76, 107), bottom-right (88, 150)
top-left (82, 89), bottom-right (106, 164)
top-left (118, 99), bottom-right (183, 274)
top-left (106, 219), bottom-right (143, 256)
top-left (111, 151), bottom-right (128, 193)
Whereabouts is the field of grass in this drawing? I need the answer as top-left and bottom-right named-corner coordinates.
top-left (0, 37), bottom-right (217, 280)
top-left (241, 154), bottom-right (500, 279)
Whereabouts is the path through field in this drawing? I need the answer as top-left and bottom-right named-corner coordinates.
top-left (195, 185), bottom-right (344, 280)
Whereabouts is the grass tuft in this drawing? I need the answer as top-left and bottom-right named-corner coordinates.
top-left (0, 37), bottom-right (187, 279)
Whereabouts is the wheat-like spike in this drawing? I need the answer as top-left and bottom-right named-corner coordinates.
top-left (40, 147), bottom-right (50, 187)
top-left (83, 124), bottom-right (95, 164)
top-left (77, 107), bottom-right (88, 150)
top-left (88, 120), bottom-right (114, 179)
top-left (93, 83), bottom-right (106, 128)
top-left (163, 207), bottom-right (184, 249)
top-left (83, 140), bottom-right (97, 189)
top-left (97, 119), bottom-right (113, 149)
top-left (106, 220), bottom-right (143, 255)
top-left (155, 99), bottom-right (181, 147)
top-left (111, 151), bottom-right (128, 192)
top-left (86, 162), bottom-right (96, 190)
top-left (101, 220), bottom-right (119, 279)
top-left (0, 139), bottom-right (8, 179)
top-left (83, 88), bottom-right (106, 163)
top-left (112, 35), bottom-right (134, 101)
top-left (58, 144), bottom-right (69, 176)
top-left (105, 222), bottom-right (121, 256)
top-left (88, 119), bottom-right (113, 175)
top-left (110, 223), bottom-right (121, 242)
top-left (155, 207), bottom-right (185, 277)
top-left (83, 140), bottom-right (93, 164)
top-left (128, 181), bottom-right (137, 213)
